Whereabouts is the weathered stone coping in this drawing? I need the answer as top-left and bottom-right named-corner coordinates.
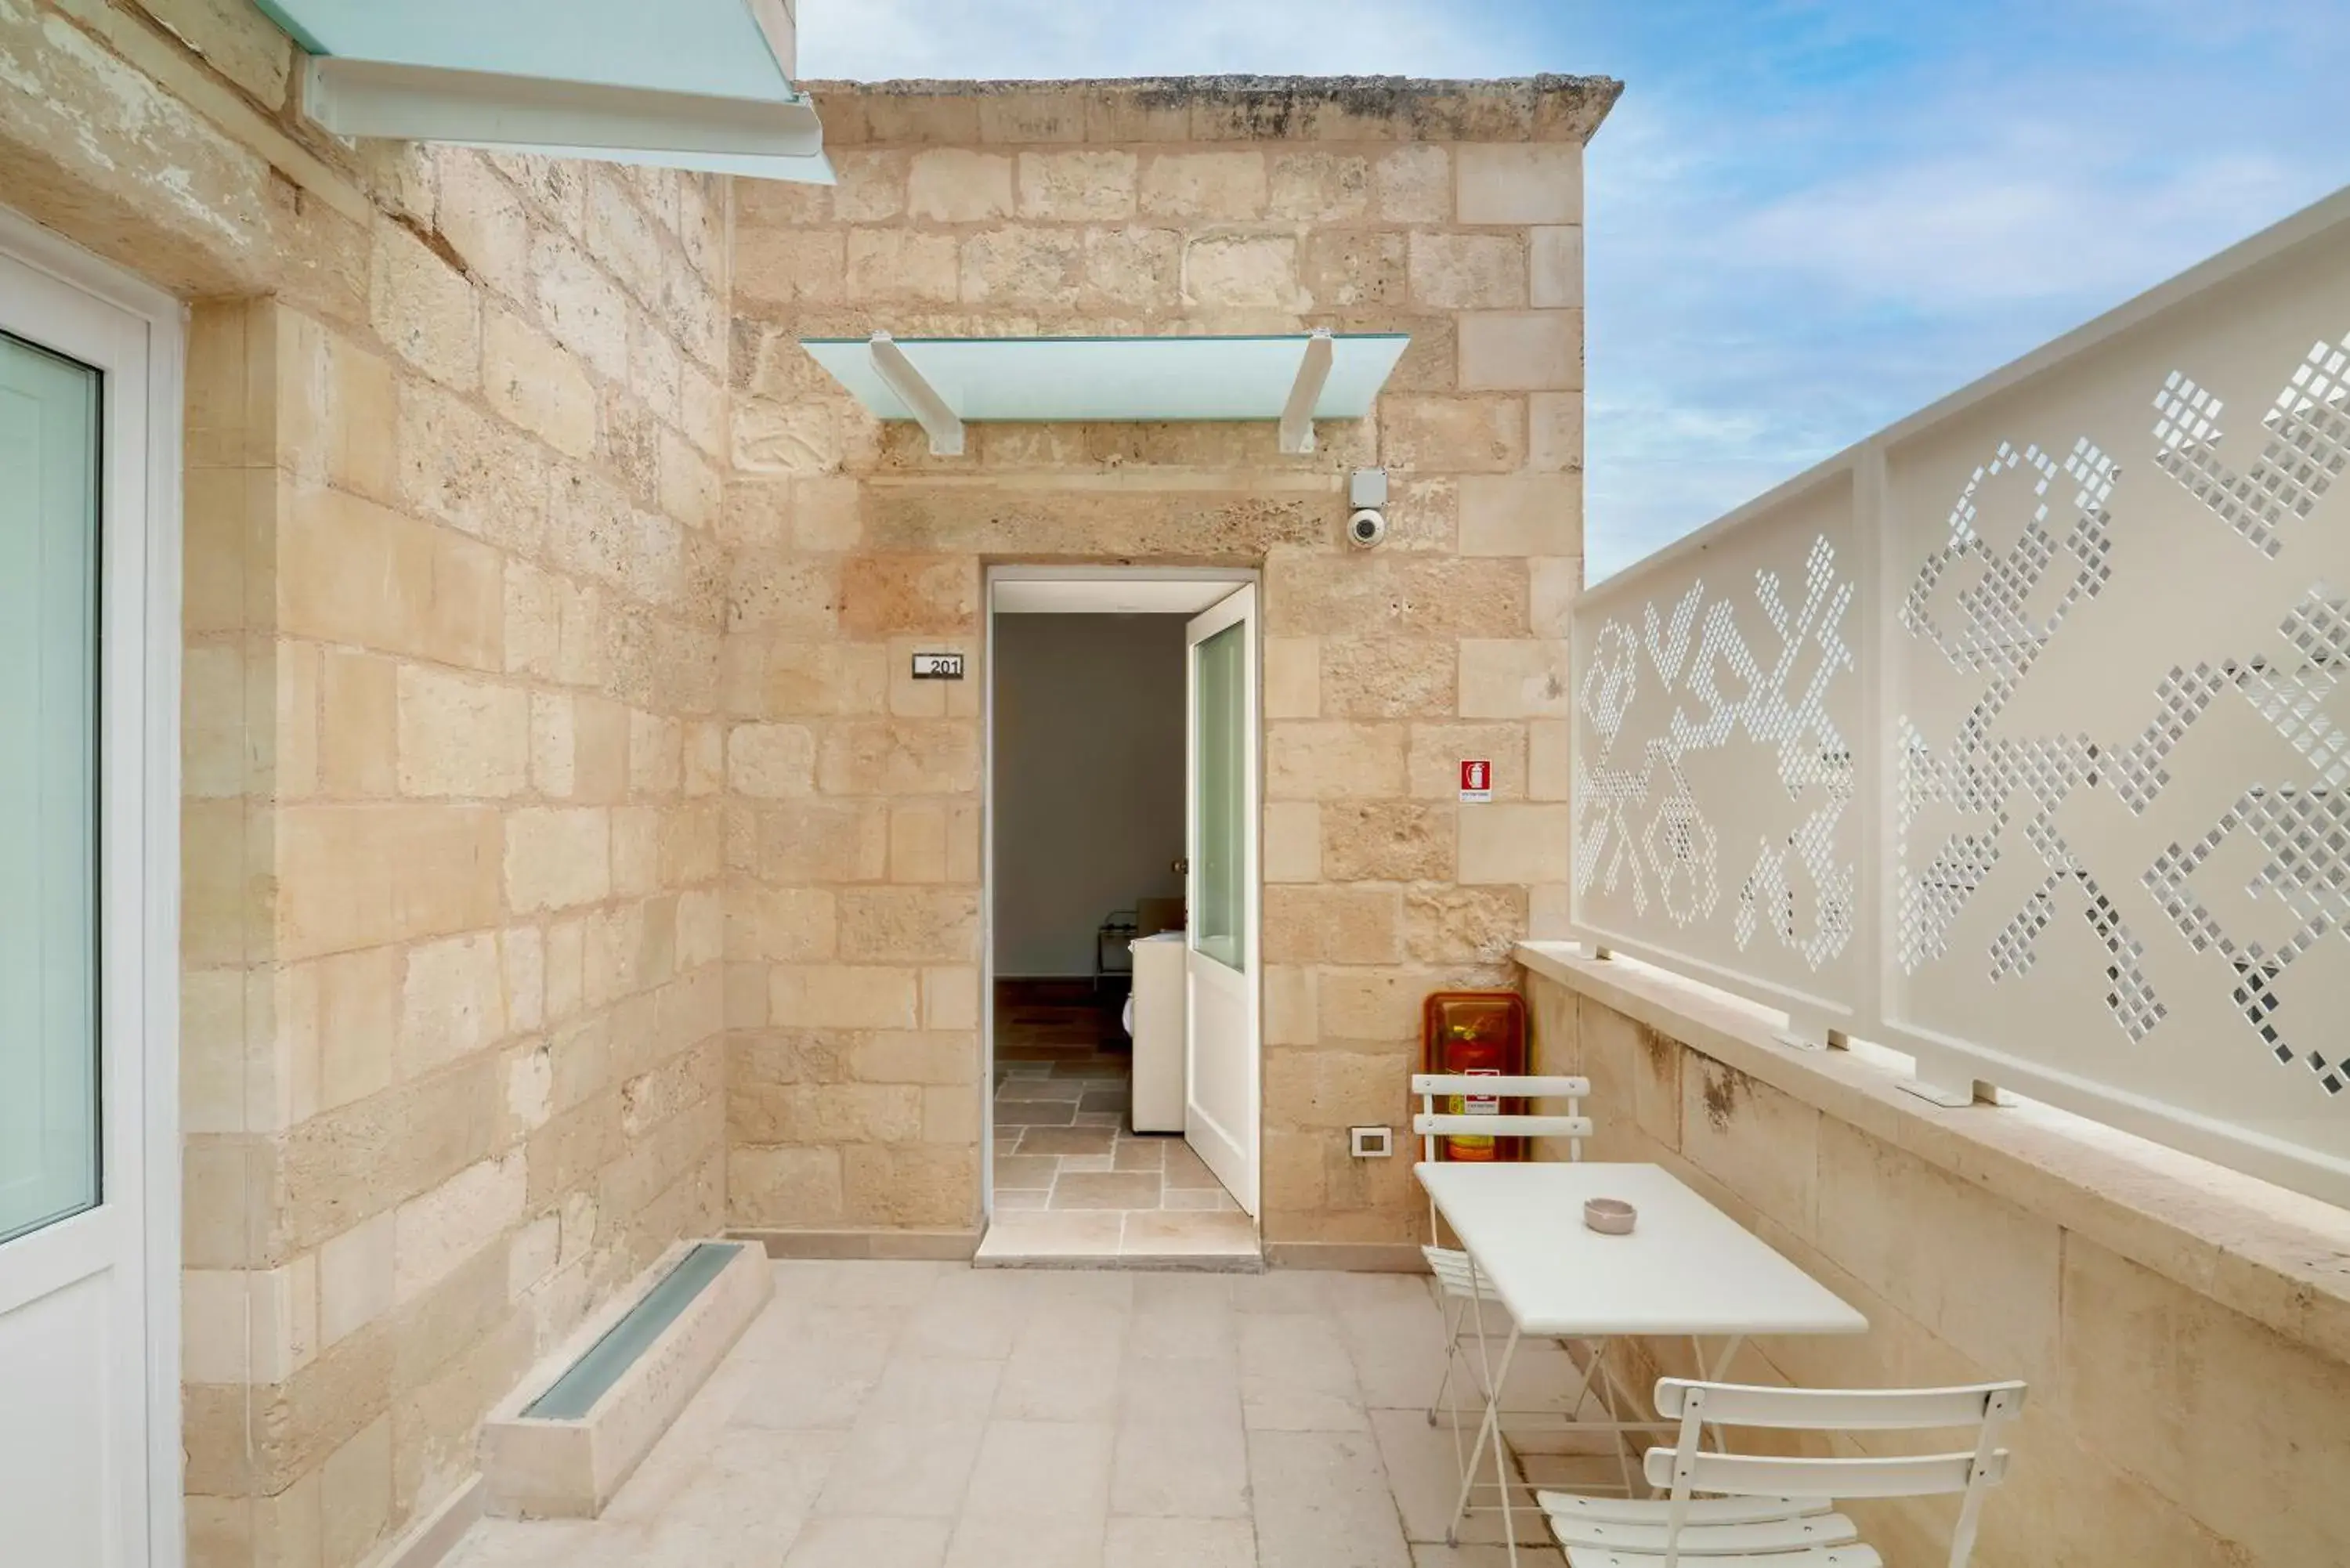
top-left (1515, 940), bottom-right (2350, 1369)
top-left (805, 74), bottom-right (1625, 145)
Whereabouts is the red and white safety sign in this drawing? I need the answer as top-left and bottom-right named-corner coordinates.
top-left (1459, 759), bottom-right (1493, 803)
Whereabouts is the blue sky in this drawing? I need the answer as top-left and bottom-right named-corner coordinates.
top-left (801, 2), bottom-right (2350, 578)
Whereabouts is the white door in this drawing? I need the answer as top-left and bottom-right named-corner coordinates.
top-left (1184, 585), bottom-right (1260, 1216)
top-left (0, 237), bottom-right (174, 1568)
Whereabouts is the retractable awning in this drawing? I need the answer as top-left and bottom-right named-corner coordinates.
top-left (255, 0), bottom-right (831, 182)
top-left (801, 331), bottom-right (1412, 456)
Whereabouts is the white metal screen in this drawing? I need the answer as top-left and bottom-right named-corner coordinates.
top-left (1573, 190), bottom-right (2350, 1206)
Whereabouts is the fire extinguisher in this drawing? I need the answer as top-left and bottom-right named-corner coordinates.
top-left (1422, 992), bottom-right (1528, 1162)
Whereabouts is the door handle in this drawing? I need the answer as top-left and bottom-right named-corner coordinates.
top-left (1173, 858), bottom-right (1190, 875)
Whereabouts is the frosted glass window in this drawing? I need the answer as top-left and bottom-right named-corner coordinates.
top-left (1193, 622), bottom-right (1247, 974)
top-left (0, 331), bottom-right (100, 1246)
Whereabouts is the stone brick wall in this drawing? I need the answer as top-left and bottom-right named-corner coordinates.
top-left (3, 4), bottom-right (729, 1564)
top-left (1523, 950), bottom-right (2350, 1568)
top-left (723, 77), bottom-right (1618, 1253)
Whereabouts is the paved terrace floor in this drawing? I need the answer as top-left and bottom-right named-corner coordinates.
top-left (443, 1260), bottom-right (1607, 1567)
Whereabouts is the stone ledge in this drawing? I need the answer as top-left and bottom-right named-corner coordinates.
top-left (809, 74), bottom-right (1625, 146)
top-left (1515, 940), bottom-right (2350, 1368)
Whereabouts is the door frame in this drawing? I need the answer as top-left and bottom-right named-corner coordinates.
top-left (0, 204), bottom-right (186, 1567)
top-left (980, 565), bottom-right (1260, 1226)
top-left (1181, 583), bottom-right (1262, 1216)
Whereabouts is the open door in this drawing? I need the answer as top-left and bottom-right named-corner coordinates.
top-left (1184, 585), bottom-right (1260, 1216)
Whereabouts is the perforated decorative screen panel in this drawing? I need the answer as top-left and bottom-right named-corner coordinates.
top-left (1573, 197), bottom-right (2350, 1205)
top-left (1886, 238), bottom-right (2350, 1172)
top-left (1573, 471), bottom-right (1863, 1017)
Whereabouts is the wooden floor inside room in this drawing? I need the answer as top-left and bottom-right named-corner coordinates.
top-left (980, 980), bottom-right (1258, 1266)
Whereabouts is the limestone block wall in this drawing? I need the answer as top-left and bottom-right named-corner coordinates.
top-left (2, 4), bottom-right (730, 1564)
top-left (722, 77), bottom-right (1618, 1253)
top-left (1521, 948), bottom-right (2350, 1568)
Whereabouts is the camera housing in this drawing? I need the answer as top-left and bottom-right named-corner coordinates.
top-left (1347, 508), bottom-right (1388, 548)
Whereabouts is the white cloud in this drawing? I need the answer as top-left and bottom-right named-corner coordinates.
top-left (1735, 147), bottom-right (2308, 306)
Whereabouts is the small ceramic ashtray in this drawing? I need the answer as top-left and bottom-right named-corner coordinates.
top-left (1584, 1198), bottom-right (1637, 1235)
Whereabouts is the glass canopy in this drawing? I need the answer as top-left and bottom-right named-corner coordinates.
top-left (255, 0), bottom-right (830, 182)
top-left (801, 334), bottom-right (1411, 426)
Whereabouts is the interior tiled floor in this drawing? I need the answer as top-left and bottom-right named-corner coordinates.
top-left (982, 981), bottom-right (1258, 1264)
top-left (443, 1260), bottom-right (1605, 1568)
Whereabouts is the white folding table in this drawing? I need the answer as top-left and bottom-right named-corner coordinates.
top-left (1415, 1161), bottom-right (1868, 1563)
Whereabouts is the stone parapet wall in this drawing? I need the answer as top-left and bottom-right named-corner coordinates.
top-left (722, 74), bottom-right (1618, 1250)
top-left (3, 4), bottom-right (731, 1564)
top-left (1519, 942), bottom-right (2350, 1568)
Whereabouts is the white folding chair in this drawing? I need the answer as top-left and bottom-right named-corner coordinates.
top-left (1414, 1073), bottom-right (1625, 1495)
top-left (1539, 1377), bottom-right (2027, 1568)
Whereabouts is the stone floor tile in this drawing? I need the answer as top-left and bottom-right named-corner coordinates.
top-left (1340, 1301), bottom-right (1453, 1411)
top-left (1112, 1137), bottom-right (1167, 1171)
top-left (1018, 1126), bottom-right (1119, 1158)
top-left (782, 1516), bottom-right (953, 1568)
top-left (1160, 1188), bottom-right (1229, 1210)
top-left (974, 1209), bottom-right (1126, 1262)
top-left (445, 1257), bottom-right (1582, 1568)
top-left (1108, 1416), bottom-right (1252, 1518)
top-left (732, 1348), bottom-right (891, 1433)
top-left (1326, 1271), bottom-right (1441, 1312)
top-left (997, 1081), bottom-right (1086, 1102)
top-left (1052, 1172), bottom-right (1164, 1209)
top-left (1073, 1110), bottom-right (1126, 1126)
top-left (1103, 1516), bottom-right (1258, 1568)
top-left (439, 1520), bottom-right (620, 1568)
top-left (812, 1419), bottom-right (987, 1518)
top-left (996, 1188), bottom-right (1051, 1209)
top-left (898, 1296), bottom-right (1024, 1360)
top-left (1119, 1342), bottom-right (1244, 1426)
top-left (1128, 1301), bottom-right (1240, 1364)
top-left (965, 1419), bottom-right (1119, 1517)
top-left (1229, 1268), bottom-right (1332, 1313)
top-left (997, 1100), bottom-right (1079, 1126)
top-left (1131, 1271), bottom-right (1236, 1312)
top-left (861, 1355), bottom-right (1005, 1425)
top-left (1248, 1428), bottom-right (1413, 1568)
top-left (775, 1258), bottom-right (956, 1307)
top-left (1367, 1407), bottom-right (1541, 1546)
top-left (1409, 1546), bottom-right (1568, 1567)
top-left (1242, 1310), bottom-right (1369, 1431)
top-left (998, 1312), bottom-right (1126, 1422)
top-left (995, 1154), bottom-right (1061, 1190)
top-left (1057, 1153), bottom-right (1117, 1173)
top-left (1161, 1142), bottom-right (1224, 1189)
top-left (1121, 1209), bottom-right (1260, 1258)
top-left (945, 1512), bottom-right (1108, 1568)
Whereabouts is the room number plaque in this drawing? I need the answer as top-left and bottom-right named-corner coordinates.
top-left (911, 652), bottom-right (965, 679)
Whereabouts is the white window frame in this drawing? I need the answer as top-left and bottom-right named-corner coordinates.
top-left (0, 204), bottom-right (186, 1568)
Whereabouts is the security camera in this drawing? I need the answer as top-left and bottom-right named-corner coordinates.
top-left (1347, 508), bottom-right (1388, 548)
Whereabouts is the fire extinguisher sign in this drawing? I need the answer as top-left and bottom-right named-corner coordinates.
top-left (1459, 759), bottom-right (1493, 803)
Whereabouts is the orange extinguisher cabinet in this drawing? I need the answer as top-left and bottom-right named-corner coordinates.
top-left (1421, 991), bottom-right (1529, 1162)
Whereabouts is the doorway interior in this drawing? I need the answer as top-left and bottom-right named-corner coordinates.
top-left (977, 568), bottom-right (1263, 1266)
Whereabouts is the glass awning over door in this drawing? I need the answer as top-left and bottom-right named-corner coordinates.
top-left (801, 332), bottom-right (1412, 455)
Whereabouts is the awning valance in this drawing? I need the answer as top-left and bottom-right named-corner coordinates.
top-left (255, 0), bottom-right (831, 182)
top-left (801, 331), bottom-right (1411, 456)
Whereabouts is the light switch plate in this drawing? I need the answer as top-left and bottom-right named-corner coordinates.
top-left (1350, 1125), bottom-right (1393, 1158)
